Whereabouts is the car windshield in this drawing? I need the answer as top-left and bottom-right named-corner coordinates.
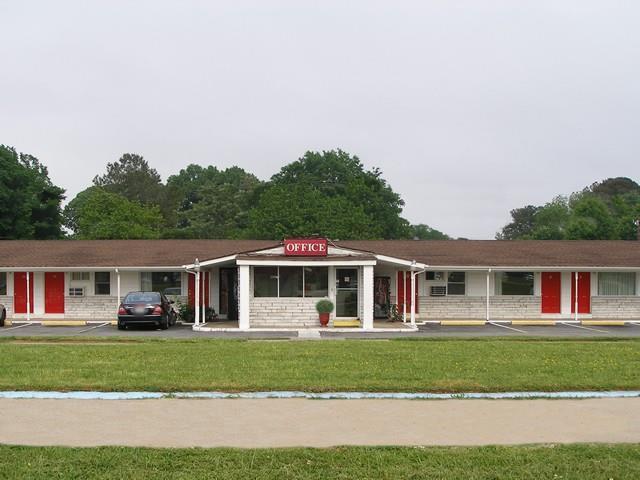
top-left (124, 292), bottom-right (161, 304)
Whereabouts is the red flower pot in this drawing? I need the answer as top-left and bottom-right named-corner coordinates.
top-left (319, 312), bottom-right (330, 327)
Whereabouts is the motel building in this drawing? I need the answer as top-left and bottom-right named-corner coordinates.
top-left (0, 238), bottom-right (639, 330)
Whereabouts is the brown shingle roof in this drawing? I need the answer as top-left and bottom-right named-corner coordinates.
top-left (0, 240), bottom-right (277, 268)
top-left (0, 239), bottom-right (638, 269)
top-left (337, 240), bottom-right (640, 268)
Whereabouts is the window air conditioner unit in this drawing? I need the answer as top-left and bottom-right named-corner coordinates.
top-left (430, 286), bottom-right (446, 296)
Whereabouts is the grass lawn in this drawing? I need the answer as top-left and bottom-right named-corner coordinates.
top-left (1, 444), bottom-right (639, 479)
top-left (0, 337), bottom-right (638, 392)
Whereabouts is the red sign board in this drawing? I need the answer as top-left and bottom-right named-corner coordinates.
top-left (284, 238), bottom-right (328, 256)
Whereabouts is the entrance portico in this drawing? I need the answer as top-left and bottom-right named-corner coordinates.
top-left (187, 240), bottom-right (424, 331)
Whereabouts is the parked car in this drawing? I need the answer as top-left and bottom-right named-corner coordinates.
top-left (0, 304), bottom-right (5, 327)
top-left (117, 292), bottom-right (177, 330)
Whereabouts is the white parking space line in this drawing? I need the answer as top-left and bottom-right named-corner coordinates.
top-left (75, 323), bottom-right (110, 334)
top-left (488, 322), bottom-right (528, 334)
top-left (0, 323), bottom-right (33, 332)
top-left (558, 322), bottom-right (609, 333)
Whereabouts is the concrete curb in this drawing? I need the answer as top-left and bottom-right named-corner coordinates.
top-left (0, 390), bottom-right (639, 400)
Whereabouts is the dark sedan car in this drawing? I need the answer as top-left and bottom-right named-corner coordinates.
top-left (117, 292), bottom-right (177, 330)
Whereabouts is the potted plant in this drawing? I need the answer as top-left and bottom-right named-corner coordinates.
top-left (315, 299), bottom-right (334, 327)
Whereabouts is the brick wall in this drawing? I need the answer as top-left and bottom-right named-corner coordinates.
top-left (250, 297), bottom-right (324, 328)
top-left (592, 297), bottom-right (640, 319)
top-left (419, 296), bottom-right (541, 319)
top-left (64, 296), bottom-right (119, 320)
top-left (0, 296), bottom-right (13, 316)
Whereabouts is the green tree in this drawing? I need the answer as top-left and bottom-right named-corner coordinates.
top-left (247, 150), bottom-right (410, 239)
top-left (246, 182), bottom-right (374, 239)
top-left (73, 188), bottom-right (163, 239)
top-left (409, 224), bottom-right (450, 240)
top-left (497, 177), bottom-right (640, 240)
top-left (175, 167), bottom-right (262, 238)
top-left (0, 145), bottom-right (65, 239)
top-left (496, 205), bottom-right (540, 240)
top-left (93, 153), bottom-right (175, 226)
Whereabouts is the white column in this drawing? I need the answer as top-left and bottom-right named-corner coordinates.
top-left (201, 271), bottom-right (206, 323)
top-left (486, 269), bottom-right (491, 321)
top-left (26, 272), bottom-right (31, 321)
top-left (239, 265), bottom-right (250, 330)
top-left (403, 271), bottom-right (407, 322)
top-left (410, 270), bottom-right (416, 327)
top-left (116, 269), bottom-right (121, 313)
top-left (362, 265), bottom-right (374, 330)
top-left (194, 270), bottom-right (200, 326)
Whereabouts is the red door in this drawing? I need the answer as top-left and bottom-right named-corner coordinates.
top-left (14, 272), bottom-right (34, 314)
top-left (571, 272), bottom-right (591, 314)
top-left (188, 272), bottom-right (210, 307)
top-left (396, 271), bottom-right (419, 314)
top-left (541, 272), bottom-right (561, 314)
top-left (44, 272), bottom-right (65, 314)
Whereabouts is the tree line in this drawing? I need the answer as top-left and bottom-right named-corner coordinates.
top-left (496, 177), bottom-right (640, 240)
top-left (0, 145), bottom-right (450, 240)
top-left (3, 143), bottom-right (637, 241)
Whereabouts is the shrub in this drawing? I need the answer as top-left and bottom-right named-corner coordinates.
top-left (315, 299), bottom-right (334, 314)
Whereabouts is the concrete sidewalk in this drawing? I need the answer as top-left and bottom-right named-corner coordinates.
top-left (1, 397), bottom-right (639, 448)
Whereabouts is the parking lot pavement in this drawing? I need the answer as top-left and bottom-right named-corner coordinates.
top-left (1, 322), bottom-right (639, 339)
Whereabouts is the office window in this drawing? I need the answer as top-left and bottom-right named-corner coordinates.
top-left (254, 267), bottom-right (279, 297)
top-left (254, 266), bottom-right (329, 298)
top-left (598, 272), bottom-right (636, 296)
top-left (496, 272), bottom-right (534, 295)
top-left (447, 272), bottom-right (465, 295)
top-left (94, 272), bottom-right (111, 295)
top-left (71, 272), bottom-right (90, 281)
top-left (279, 267), bottom-right (303, 297)
top-left (304, 267), bottom-right (329, 297)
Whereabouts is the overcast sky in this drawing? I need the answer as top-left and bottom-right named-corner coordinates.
top-left (1, 1), bottom-right (639, 239)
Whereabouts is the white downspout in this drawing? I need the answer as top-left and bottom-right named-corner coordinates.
top-left (26, 272), bottom-right (31, 322)
top-left (403, 270), bottom-right (407, 323)
top-left (574, 271), bottom-right (579, 323)
top-left (194, 259), bottom-right (200, 326)
top-left (486, 269), bottom-right (491, 322)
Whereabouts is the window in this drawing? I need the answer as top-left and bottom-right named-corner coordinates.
top-left (94, 272), bottom-right (111, 295)
top-left (254, 266), bottom-right (329, 298)
top-left (279, 267), bottom-right (303, 297)
top-left (71, 272), bottom-right (90, 281)
top-left (0, 272), bottom-right (6, 295)
top-left (254, 267), bottom-right (278, 297)
top-left (447, 272), bottom-right (465, 295)
top-left (304, 267), bottom-right (329, 297)
top-left (68, 287), bottom-right (84, 297)
top-left (496, 272), bottom-right (534, 295)
top-left (425, 271), bottom-right (444, 281)
top-left (141, 272), bottom-right (181, 295)
top-left (598, 272), bottom-right (636, 296)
